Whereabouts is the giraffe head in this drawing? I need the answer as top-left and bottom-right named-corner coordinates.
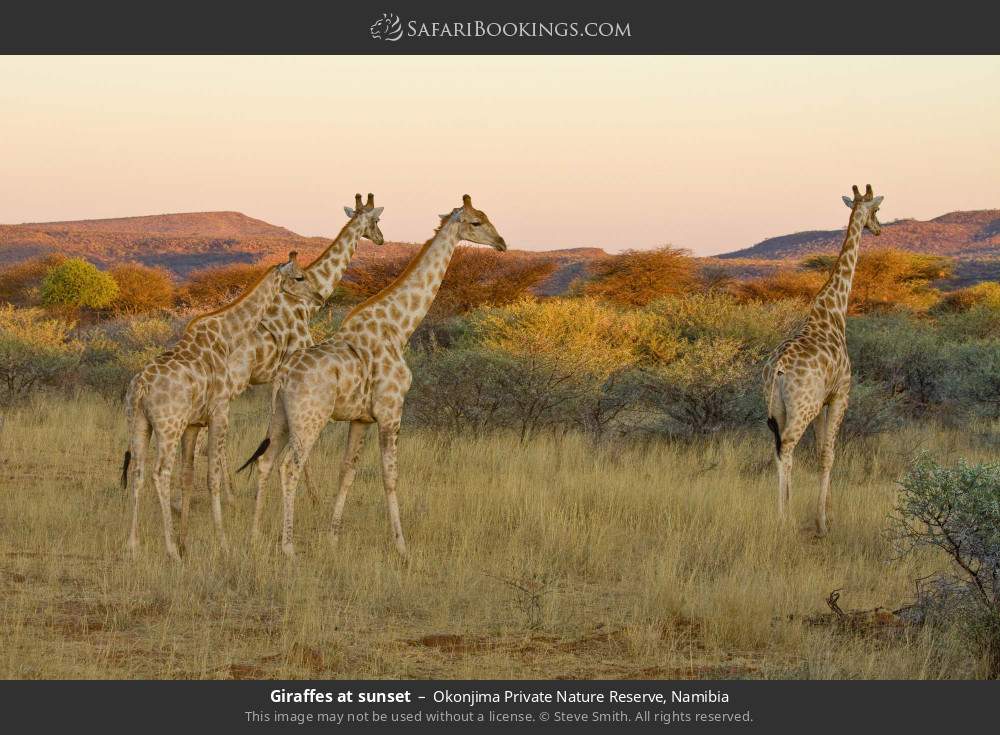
top-left (344, 193), bottom-right (385, 246)
top-left (441, 194), bottom-right (507, 251)
top-left (842, 184), bottom-right (884, 236)
top-left (277, 252), bottom-right (323, 305)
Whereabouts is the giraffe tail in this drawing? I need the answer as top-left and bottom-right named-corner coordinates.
top-left (766, 417), bottom-right (782, 458)
top-left (237, 438), bottom-right (269, 474)
top-left (121, 375), bottom-right (148, 489)
top-left (120, 450), bottom-right (131, 489)
top-left (766, 368), bottom-right (786, 458)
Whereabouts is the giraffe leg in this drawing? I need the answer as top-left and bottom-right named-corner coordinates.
top-left (777, 418), bottom-right (809, 523)
top-left (222, 454), bottom-right (237, 507)
top-left (171, 427), bottom-right (197, 514)
top-left (277, 425), bottom-right (322, 559)
top-left (813, 405), bottom-right (828, 463)
top-left (329, 420), bottom-right (369, 547)
top-left (126, 414), bottom-right (151, 558)
top-left (177, 425), bottom-right (199, 555)
top-left (816, 391), bottom-right (849, 537)
top-left (302, 463), bottom-right (319, 507)
top-left (251, 401), bottom-right (290, 543)
top-left (152, 427), bottom-right (182, 561)
top-left (378, 421), bottom-right (407, 557)
top-left (207, 406), bottom-right (231, 552)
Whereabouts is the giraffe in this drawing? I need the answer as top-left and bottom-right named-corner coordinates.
top-left (763, 184), bottom-right (883, 536)
top-left (122, 254), bottom-right (317, 560)
top-left (238, 195), bottom-right (507, 558)
top-left (174, 195), bottom-right (385, 509)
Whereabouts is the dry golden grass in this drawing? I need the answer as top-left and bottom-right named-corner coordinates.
top-left (0, 390), bottom-right (986, 679)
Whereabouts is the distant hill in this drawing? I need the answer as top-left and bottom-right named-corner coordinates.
top-left (719, 210), bottom-right (1000, 260)
top-left (5, 208), bottom-right (1000, 296)
top-left (0, 211), bottom-right (607, 295)
top-left (16, 211), bottom-right (300, 239)
top-left (716, 209), bottom-right (1000, 288)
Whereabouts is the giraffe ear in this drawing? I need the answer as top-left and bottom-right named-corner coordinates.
top-left (842, 196), bottom-right (854, 209)
top-left (370, 207), bottom-right (384, 218)
top-left (869, 195), bottom-right (884, 207)
top-left (344, 207), bottom-right (356, 217)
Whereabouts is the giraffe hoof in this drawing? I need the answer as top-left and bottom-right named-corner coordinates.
top-left (126, 542), bottom-right (140, 560)
top-left (282, 544), bottom-right (297, 560)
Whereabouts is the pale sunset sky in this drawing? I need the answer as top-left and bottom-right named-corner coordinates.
top-left (1, 55), bottom-right (997, 255)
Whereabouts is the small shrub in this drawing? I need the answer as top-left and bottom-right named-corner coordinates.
top-left (839, 380), bottom-right (905, 443)
top-left (736, 269), bottom-right (822, 304)
top-left (802, 249), bottom-right (950, 313)
top-left (110, 263), bottom-right (175, 313)
top-left (936, 282), bottom-right (1000, 314)
top-left (39, 258), bottom-right (119, 310)
top-left (892, 455), bottom-right (1000, 677)
top-left (345, 247), bottom-right (555, 319)
top-left (0, 305), bottom-right (81, 403)
top-left (0, 254), bottom-right (66, 306)
top-left (582, 246), bottom-right (698, 306)
top-left (177, 263), bottom-right (267, 310)
top-left (407, 346), bottom-right (600, 440)
top-left (77, 315), bottom-right (182, 395)
top-left (637, 337), bottom-right (761, 436)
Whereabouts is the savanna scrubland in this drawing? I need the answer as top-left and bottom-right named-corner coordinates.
top-left (3, 246), bottom-right (1000, 678)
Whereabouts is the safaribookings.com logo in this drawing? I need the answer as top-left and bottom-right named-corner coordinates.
top-left (369, 13), bottom-right (631, 42)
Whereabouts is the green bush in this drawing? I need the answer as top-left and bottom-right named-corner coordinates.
top-left (407, 346), bottom-right (604, 441)
top-left (40, 258), bottom-right (119, 310)
top-left (77, 315), bottom-right (182, 395)
top-left (0, 305), bottom-right (81, 403)
top-left (847, 314), bottom-right (955, 414)
top-left (839, 380), bottom-right (905, 442)
top-left (637, 336), bottom-right (761, 436)
top-left (893, 455), bottom-right (1000, 677)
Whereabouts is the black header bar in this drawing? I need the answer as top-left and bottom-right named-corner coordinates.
top-left (3, 1), bottom-right (999, 54)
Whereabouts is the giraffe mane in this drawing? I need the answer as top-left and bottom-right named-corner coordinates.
top-left (305, 215), bottom-right (362, 271)
top-left (184, 264), bottom-right (277, 334)
top-left (341, 216), bottom-right (454, 324)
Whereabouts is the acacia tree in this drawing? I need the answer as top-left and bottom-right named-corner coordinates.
top-left (345, 247), bottom-right (555, 319)
top-left (110, 263), bottom-right (175, 314)
top-left (0, 254), bottom-right (66, 306)
top-left (176, 263), bottom-right (267, 309)
top-left (799, 248), bottom-right (951, 312)
top-left (582, 246), bottom-right (699, 306)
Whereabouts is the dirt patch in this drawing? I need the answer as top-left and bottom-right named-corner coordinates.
top-left (227, 663), bottom-right (267, 680)
top-left (48, 596), bottom-right (172, 639)
top-left (410, 633), bottom-right (505, 656)
top-left (628, 661), bottom-right (762, 680)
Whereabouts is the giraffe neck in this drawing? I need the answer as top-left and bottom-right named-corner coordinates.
top-left (211, 268), bottom-right (282, 339)
top-left (306, 218), bottom-right (366, 301)
top-left (344, 219), bottom-right (462, 343)
top-left (810, 207), bottom-right (866, 333)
